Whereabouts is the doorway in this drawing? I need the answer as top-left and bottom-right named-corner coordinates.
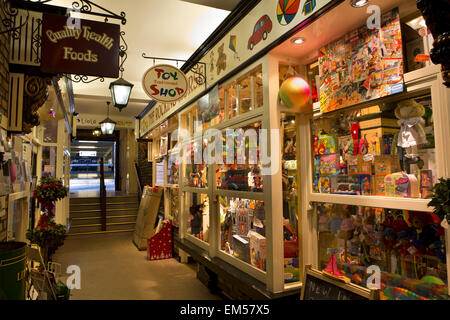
top-left (70, 140), bottom-right (117, 192)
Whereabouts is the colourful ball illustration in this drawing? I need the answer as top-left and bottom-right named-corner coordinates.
top-left (277, 0), bottom-right (301, 25)
top-left (278, 76), bottom-right (311, 108)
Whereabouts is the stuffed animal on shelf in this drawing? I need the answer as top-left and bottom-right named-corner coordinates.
top-left (407, 211), bottom-right (439, 255)
top-left (189, 203), bottom-right (204, 236)
top-left (395, 99), bottom-right (428, 159)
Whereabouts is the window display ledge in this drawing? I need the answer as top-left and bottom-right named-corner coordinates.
top-left (309, 193), bottom-right (432, 212)
top-left (180, 187), bottom-right (209, 194)
top-left (185, 233), bottom-right (210, 251)
top-left (214, 189), bottom-right (265, 201)
top-left (174, 237), bottom-right (300, 300)
top-left (216, 250), bottom-right (266, 284)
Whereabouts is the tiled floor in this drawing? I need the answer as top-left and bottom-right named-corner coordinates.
top-left (52, 232), bottom-right (221, 300)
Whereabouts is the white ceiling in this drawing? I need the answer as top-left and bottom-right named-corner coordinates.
top-left (270, 0), bottom-right (418, 65)
top-left (46, 0), bottom-right (232, 118)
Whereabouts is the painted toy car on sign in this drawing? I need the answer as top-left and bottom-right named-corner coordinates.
top-left (248, 15), bottom-right (272, 50)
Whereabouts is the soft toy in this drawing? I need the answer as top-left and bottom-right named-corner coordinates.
top-left (395, 99), bottom-right (428, 157)
top-left (407, 211), bottom-right (438, 255)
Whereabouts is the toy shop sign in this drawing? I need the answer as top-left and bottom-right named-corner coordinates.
top-left (40, 14), bottom-right (120, 78)
top-left (142, 64), bottom-right (188, 103)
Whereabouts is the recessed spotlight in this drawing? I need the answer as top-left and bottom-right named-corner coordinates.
top-left (350, 0), bottom-right (369, 7)
top-left (291, 37), bottom-right (306, 44)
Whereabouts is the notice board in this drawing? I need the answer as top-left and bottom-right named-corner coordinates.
top-left (301, 265), bottom-right (379, 300)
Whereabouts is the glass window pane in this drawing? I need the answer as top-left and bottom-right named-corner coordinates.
top-left (42, 120), bottom-right (58, 143)
top-left (216, 122), bottom-right (263, 192)
top-left (282, 114), bottom-right (299, 283)
top-left (227, 83), bottom-right (238, 120)
top-left (238, 76), bottom-right (252, 114)
top-left (311, 93), bottom-right (436, 199)
top-left (219, 196), bottom-right (266, 271)
top-left (42, 146), bottom-right (57, 177)
top-left (185, 192), bottom-right (209, 243)
top-left (316, 203), bottom-right (447, 300)
top-left (183, 140), bottom-right (208, 188)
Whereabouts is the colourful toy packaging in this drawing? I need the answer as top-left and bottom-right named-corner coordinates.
top-left (358, 157), bottom-right (372, 175)
top-left (374, 175), bottom-right (386, 196)
top-left (347, 155), bottom-right (359, 174)
top-left (315, 134), bottom-right (336, 155)
top-left (419, 169), bottom-right (435, 198)
top-left (331, 175), bottom-right (361, 195)
top-left (284, 258), bottom-right (299, 283)
top-left (384, 172), bottom-right (419, 198)
top-left (232, 235), bottom-right (250, 263)
top-left (319, 176), bottom-right (331, 193)
top-left (249, 230), bottom-right (266, 271)
top-left (374, 155), bottom-right (400, 175)
top-left (360, 175), bottom-right (372, 195)
top-left (319, 154), bottom-right (340, 175)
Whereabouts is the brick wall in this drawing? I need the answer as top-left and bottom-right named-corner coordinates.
top-left (137, 141), bottom-right (153, 187)
top-left (0, 0), bottom-right (10, 241)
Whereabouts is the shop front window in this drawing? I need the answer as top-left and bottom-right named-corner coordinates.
top-left (216, 121), bottom-right (263, 192)
top-left (316, 203), bottom-right (448, 300)
top-left (219, 196), bottom-right (266, 272)
top-left (42, 146), bottom-right (57, 177)
top-left (281, 114), bottom-right (299, 283)
top-left (185, 192), bottom-right (209, 243)
top-left (312, 93), bottom-right (436, 199)
top-left (183, 140), bottom-right (208, 188)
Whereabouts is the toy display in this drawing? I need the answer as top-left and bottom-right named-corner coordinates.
top-left (249, 230), bottom-right (266, 271)
top-left (311, 95), bottom-right (435, 199)
top-left (319, 8), bottom-right (404, 114)
top-left (187, 195), bottom-right (209, 242)
top-left (219, 197), bottom-right (266, 268)
top-left (317, 203), bottom-right (448, 300)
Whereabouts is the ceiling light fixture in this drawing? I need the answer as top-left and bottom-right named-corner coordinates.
top-left (291, 37), bottom-right (306, 44)
top-left (350, 0), bottom-right (370, 8)
top-left (100, 102), bottom-right (116, 135)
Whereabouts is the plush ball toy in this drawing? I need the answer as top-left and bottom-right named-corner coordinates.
top-left (279, 76), bottom-right (311, 108)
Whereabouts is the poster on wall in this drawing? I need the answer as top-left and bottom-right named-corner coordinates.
top-left (319, 8), bottom-right (404, 114)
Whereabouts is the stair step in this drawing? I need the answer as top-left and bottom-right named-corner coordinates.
top-left (70, 215), bottom-right (137, 226)
top-left (70, 210), bottom-right (138, 219)
top-left (70, 207), bottom-right (138, 214)
top-left (70, 195), bottom-right (139, 205)
top-left (68, 221), bottom-right (135, 234)
top-left (70, 201), bottom-right (138, 207)
top-left (67, 229), bottom-right (134, 236)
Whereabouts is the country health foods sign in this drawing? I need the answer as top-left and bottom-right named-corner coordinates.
top-left (41, 14), bottom-right (120, 78)
top-left (142, 64), bottom-right (188, 103)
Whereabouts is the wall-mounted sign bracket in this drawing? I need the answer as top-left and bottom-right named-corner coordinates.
top-left (142, 53), bottom-right (207, 90)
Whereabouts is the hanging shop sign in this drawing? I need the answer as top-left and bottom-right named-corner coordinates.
top-left (142, 64), bottom-right (188, 103)
top-left (40, 14), bottom-right (120, 78)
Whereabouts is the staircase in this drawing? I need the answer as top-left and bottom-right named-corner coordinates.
top-left (68, 194), bottom-right (139, 236)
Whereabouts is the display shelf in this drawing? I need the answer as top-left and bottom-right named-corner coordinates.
top-left (309, 193), bottom-right (432, 212)
top-left (216, 249), bottom-right (266, 284)
top-left (214, 189), bottom-right (265, 201)
top-left (185, 233), bottom-right (210, 251)
top-left (180, 187), bottom-right (209, 194)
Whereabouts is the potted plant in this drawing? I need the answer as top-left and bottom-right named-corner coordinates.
top-left (26, 177), bottom-right (69, 264)
top-left (427, 177), bottom-right (450, 223)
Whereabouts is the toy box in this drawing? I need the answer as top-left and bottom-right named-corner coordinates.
top-left (360, 175), bottom-right (372, 195)
top-left (284, 258), bottom-right (299, 283)
top-left (232, 235), bottom-right (250, 263)
top-left (358, 157), bottom-right (372, 175)
top-left (374, 155), bottom-right (400, 175)
top-left (249, 230), bottom-right (266, 271)
top-left (232, 207), bottom-right (253, 236)
top-left (374, 175), bottom-right (386, 195)
top-left (318, 154), bottom-right (340, 175)
top-left (384, 172), bottom-right (419, 198)
top-left (347, 155), bottom-right (359, 174)
top-left (315, 134), bottom-right (337, 155)
top-left (419, 169), bottom-right (435, 199)
top-left (318, 176), bottom-right (331, 193)
top-left (330, 175), bottom-right (361, 195)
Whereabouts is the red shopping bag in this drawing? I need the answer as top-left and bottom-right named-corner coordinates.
top-left (148, 221), bottom-right (173, 261)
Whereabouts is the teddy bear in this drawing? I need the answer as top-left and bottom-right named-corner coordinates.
top-left (216, 43), bottom-right (227, 75)
top-left (395, 99), bottom-right (428, 159)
